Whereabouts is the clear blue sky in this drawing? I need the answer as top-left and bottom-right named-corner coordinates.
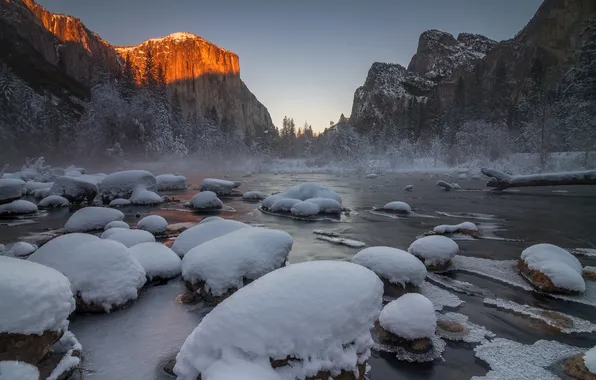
top-left (38, 0), bottom-right (543, 132)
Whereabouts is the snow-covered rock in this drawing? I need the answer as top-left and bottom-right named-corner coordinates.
top-left (136, 215), bottom-right (168, 234)
top-left (109, 198), bottom-right (131, 207)
top-left (242, 191), bottom-right (267, 200)
top-left (408, 236), bottom-right (459, 270)
top-left (405, 185), bottom-right (414, 192)
top-left (275, 182), bottom-right (342, 204)
top-left (64, 207), bottom-right (124, 233)
top-left (519, 243), bottom-right (585, 294)
top-left (100, 228), bottom-right (128, 239)
top-left (24, 181), bottom-right (52, 195)
top-left (0, 200), bottom-right (38, 215)
top-left (269, 198), bottom-right (301, 213)
top-left (380, 201), bottom-right (412, 214)
top-left (0, 178), bottom-right (25, 203)
top-left (584, 346), bottom-right (596, 375)
top-left (200, 178), bottom-right (238, 196)
top-left (182, 228), bottom-right (293, 301)
top-left (172, 219), bottom-right (250, 257)
top-left (130, 186), bottom-right (162, 205)
top-left (174, 261), bottom-right (383, 380)
top-left (199, 216), bottom-right (223, 224)
top-left (290, 201), bottom-right (320, 217)
top-left (351, 246), bottom-right (427, 292)
top-left (433, 221), bottom-right (479, 236)
top-left (104, 229), bottom-right (156, 248)
top-left (104, 220), bottom-right (130, 230)
top-left (38, 195), bottom-right (69, 208)
top-left (378, 293), bottom-right (436, 340)
top-left (30, 239), bottom-right (146, 312)
top-left (49, 176), bottom-right (98, 203)
top-left (129, 242), bottom-right (181, 281)
top-left (99, 170), bottom-right (157, 202)
top-left (261, 195), bottom-right (283, 210)
top-left (201, 357), bottom-right (281, 380)
top-left (188, 191), bottom-right (223, 210)
top-left (0, 361), bottom-right (40, 380)
top-left (366, 173), bottom-right (379, 179)
top-left (304, 197), bottom-right (342, 214)
top-left (31, 187), bottom-right (52, 199)
top-left (8, 242), bottom-right (37, 257)
top-left (156, 174), bottom-right (187, 191)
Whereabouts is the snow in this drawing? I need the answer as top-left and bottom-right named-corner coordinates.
top-left (433, 221), bottom-right (479, 234)
top-left (182, 228), bottom-right (293, 296)
top-left (8, 242), bottom-right (37, 257)
top-left (242, 190), bottom-right (267, 200)
top-left (64, 207), bottom-right (124, 232)
top-left (31, 188), bottom-right (52, 199)
top-left (408, 235), bottom-right (459, 267)
top-left (189, 191), bottom-right (223, 210)
top-left (32, 239), bottom-right (145, 311)
top-left (379, 293), bottom-right (436, 340)
top-left (316, 235), bottom-right (366, 248)
top-left (49, 176), bottom-right (98, 202)
top-left (404, 185), bottom-right (414, 191)
top-left (0, 199), bottom-right (37, 216)
top-left (366, 173), bottom-right (378, 179)
top-left (274, 182), bottom-right (342, 204)
top-left (269, 198), bottom-right (301, 213)
top-left (130, 186), bottom-right (162, 205)
top-left (0, 361), bottom-right (40, 380)
top-left (202, 356), bottom-right (281, 380)
top-left (584, 346), bottom-right (596, 374)
top-left (0, 178), bottom-right (25, 202)
top-left (200, 178), bottom-right (237, 195)
top-left (25, 180), bottom-right (52, 194)
top-left (351, 246), bottom-right (427, 287)
top-left (109, 198), bottom-right (131, 207)
top-left (521, 243), bottom-right (585, 292)
top-left (104, 220), bottom-right (130, 230)
top-left (128, 242), bottom-right (181, 280)
top-left (382, 201), bottom-right (411, 213)
top-left (174, 260), bottom-right (383, 380)
top-left (304, 197), bottom-right (342, 214)
top-left (38, 195), bottom-right (69, 208)
top-left (419, 281), bottom-right (463, 311)
top-left (290, 201), bottom-right (320, 217)
top-left (156, 174), bottom-right (187, 191)
top-left (29, 233), bottom-right (99, 264)
top-left (261, 195), bottom-right (283, 209)
top-left (47, 330), bottom-right (83, 380)
top-left (436, 312), bottom-right (494, 344)
top-left (172, 219), bottom-right (250, 257)
top-left (98, 170), bottom-right (157, 201)
top-left (200, 216), bottom-right (223, 224)
top-left (104, 229), bottom-right (156, 247)
top-left (136, 215), bottom-right (168, 234)
top-left (101, 227), bottom-right (129, 239)
top-left (0, 256), bottom-right (74, 334)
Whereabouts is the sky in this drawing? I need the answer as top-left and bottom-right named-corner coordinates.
top-left (38, 0), bottom-right (543, 132)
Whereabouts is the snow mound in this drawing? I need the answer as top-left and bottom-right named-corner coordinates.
top-left (129, 242), bottom-right (181, 280)
top-left (174, 260), bottom-right (383, 380)
top-left (136, 215), bottom-right (168, 234)
top-left (305, 197), bottom-right (342, 214)
top-left (64, 207), bottom-right (124, 233)
top-left (189, 191), bottom-right (223, 210)
top-left (0, 361), bottom-right (40, 380)
top-left (200, 178), bottom-right (238, 195)
top-left (29, 233), bottom-right (99, 264)
top-left (100, 227), bottom-right (129, 239)
top-left (99, 170), bottom-right (157, 201)
top-left (104, 220), bottom-right (129, 230)
top-left (104, 229), bottom-right (156, 247)
top-left (202, 356), bottom-right (281, 380)
top-left (275, 182), bottom-right (342, 204)
top-left (404, 185), bottom-right (414, 192)
top-left (382, 201), bottom-right (412, 214)
top-left (32, 239), bottom-right (145, 311)
top-left (379, 293), bottom-right (436, 340)
top-left (109, 198), bottom-right (131, 207)
top-left (261, 195), bottom-right (283, 209)
top-left (8, 242), bottom-right (37, 257)
top-left (1, 256), bottom-right (74, 334)
top-left (290, 201), bottom-right (320, 217)
top-left (25, 181), bottom-right (52, 195)
top-left (49, 176), bottom-right (98, 203)
top-left (0, 178), bottom-right (26, 203)
top-left (38, 195), bottom-right (69, 208)
top-left (242, 191), bottom-right (267, 200)
top-left (584, 346), bottom-right (596, 374)
top-left (31, 188), bottom-right (52, 199)
top-left (433, 221), bottom-right (478, 234)
top-left (172, 219), bottom-right (250, 257)
top-left (408, 236), bottom-right (459, 268)
top-left (269, 198), bottom-right (301, 213)
top-left (521, 243), bottom-right (585, 293)
top-left (0, 199), bottom-right (37, 215)
top-left (351, 246), bottom-right (427, 287)
top-left (156, 174), bottom-right (187, 191)
top-left (182, 228), bottom-right (293, 296)
top-left (130, 186), bottom-right (162, 205)
top-left (199, 216), bottom-right (223, 224)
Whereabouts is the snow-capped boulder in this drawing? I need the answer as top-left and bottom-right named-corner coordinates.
top-left (109, 198), bottom-right (131, 207)
top-left (188, 191), bottom-right (223, 211)
top-left (8, 242), bottom-right (37, 257)
top-left (0, 178), bottom-right (25, 204)
top-left (408, 235), bottom-right (459, 270)
top-left (433, 221), bottom-right (480, 237)
top-left (100, 228), bottom-right (128, 239)
top-left (290, 201), bottom-right (320, 217)
top-left (0, 361), bottom-right (40, 380)
top-left (242, 191), bottom-right (267, 200)
top-left (351, 246), bottom-right (427, 296)
top-left (174, 261), bottom-right (383, 380)
top-left (64, 207), bottom-right (124, 233)
top-left (38, 195), bottom-right (69, 208)
top-left (30, 239), bottom-right (146, 312)
top-left (156, 174), bottom-right (187, 191)
top-left (136, 215), bottom-right (168, 235)
top-left (49, 176), bottom-right (98, 204)
top-left (405, 185), bottom-right (414, 192)
top-left (200, 178), bottom-right (238, 196)
top-left (0, 256), bottom-right (75, 364)
top-left (129, 242), bottom-right (181, 281)
top-left (99, 170), bottom-right (157, 202)
top-left (366, 173), bottom-right (378, 179)
top-left (304, 198), bottom-right (342, 214)
top-left (182, 228), bottom-right (293, 303)
top-left (276, 182), bottom-right (342, 204)
top-left (171, 219), bottom-right (250, 257)
top-left (378, 201), bottom-right (412, 214)
top-left (24, 181), bottom-right (52, 195)
top-left (104, 220), bottom-right (130, 230)
top-left (31, 188), bottom-right (52, 199)
top-left (269, 198), bottom-right (301, 213)
top-left (261, 195), bottom-right (283, 210)
top-left (0, 200), bottom-right (37, 216)
top-left (199, 216), bottom-right (223, 224)
top-left (200, 357), bottom-right (281, 380)
top-left (519, 243), bottom-right (585, 294)
top-left (130, 186), bottom-right (162, 205)
top-left (584, 346), bottom-right (596, 375)
top-left (104, 229), bottom-right (156, 248)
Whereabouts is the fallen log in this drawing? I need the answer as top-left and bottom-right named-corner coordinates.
top-left (481, 168), bottom-right (596, 190)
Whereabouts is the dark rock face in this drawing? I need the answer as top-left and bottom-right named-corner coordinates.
top-left (0, 330), bottom-right (62, 364)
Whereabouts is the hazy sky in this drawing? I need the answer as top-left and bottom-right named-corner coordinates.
top-left (38, 0), bottom-right (542, 132)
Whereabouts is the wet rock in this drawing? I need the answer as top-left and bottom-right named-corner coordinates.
top-left (437, 320), bottom-right (465, 333)
top-left (564, 353), bottom-right (596, 380)
top-left (518, 260), bottom-right (580, 295)
top-left (373, 322), bottom-right (432, 354)
top-left (0, 330), bottom-right (62, 364)
top-left (584, 266), bottom-right (596, 280)
top-left (75, 289), bottom-right (141, 314)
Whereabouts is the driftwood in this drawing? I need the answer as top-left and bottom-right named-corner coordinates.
top-left (481, 168), bottom-right (596, 190)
